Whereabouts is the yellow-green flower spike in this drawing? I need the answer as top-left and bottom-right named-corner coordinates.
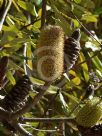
top-left (76, 97), bottom-right (102, 127)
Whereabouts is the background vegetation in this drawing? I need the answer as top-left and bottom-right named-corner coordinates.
top-left (0, 0), bottom-right (102, 136)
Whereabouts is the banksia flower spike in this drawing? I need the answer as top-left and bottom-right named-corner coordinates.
top-left (36, 25), bottom-right (64, 82)
top-left (76, 97), bottom-right (102, 127)
top-left (64, 29), bottom-right (81, 71)
top-left (2, 75), bottom-right (31, 112)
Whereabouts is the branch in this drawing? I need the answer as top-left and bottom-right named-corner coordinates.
top-left (41, 0), bottom-right (47, 29)
top-left (35, 89), bottom-right (60, 129)
top-left (11, 82), bottom-right (51, 120)
top-left (77, 48), bottom-right (102, 66)
top-left (62, 0), bottom-right (102, 46)
top-left (20, 18), bottom-right (41, 30)
top-left (0, 0), bottom-right (12, 31)
top-left (20, 117), bottom-right (75, 123)
top-left (43, 89), bottom-right (60, 116)
top-left (31, 127), bottom-right (59, 132)
top-left (15, 123), bottom-right (33, 136)
top-left (71, 12), bottom-right (102, 46)
top-left (23, 43), bottom-right (27, 75)
top-left (0, 108), bottom-right (32, 136)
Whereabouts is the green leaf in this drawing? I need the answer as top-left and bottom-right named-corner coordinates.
top-left (94, 8), bottom-right (102, 15)
top-left (63, 92), bottom-right (79, 104)
top-left (89, 52), bottom-right (102, 73)
top-left (17, 0), bottom-right (35, 16)
top-left (6, 71), bottom-right (16, 85)
top-left (72, 77), bottom-right (81, 85)
top-left (81, 12), bottom-right (98, 23)
top-left (59, 92), bottom-right (70, 114)
top-left (9, 60), bottom-right (24, 72)
top-left (80, 52), bottom-right (89, 82)
top-left (96, 69), bottom-right (102, 78)
top-left (74, 0), bottom-right (81, 4)
top-left (72, 19), bottom-right (80, 27)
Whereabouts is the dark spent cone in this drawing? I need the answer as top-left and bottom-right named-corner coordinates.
top-left (64, 29), bottom-right (81, 71)
top-left (2, 75), bottom-right (31, 112)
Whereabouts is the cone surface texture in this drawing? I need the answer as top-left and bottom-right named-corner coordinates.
top-left (64, 29), bottom-right (81, 70)
top-left (2, 75), bottom-right (31, 112)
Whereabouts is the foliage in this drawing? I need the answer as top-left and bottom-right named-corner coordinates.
top-left (0, 0), bottom-right (102, 136)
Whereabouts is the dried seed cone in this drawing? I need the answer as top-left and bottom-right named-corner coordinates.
top-left (2, 75), bottom-right (31, 112)
top-left (64, 29), bottom-right (81, 70)
top-left (36, 25), bottom-right (64, 82)
top-left (76, 97), bottom-right (102, 127)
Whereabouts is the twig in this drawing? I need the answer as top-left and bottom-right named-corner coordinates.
top-left (64, 0), bottom-right (102, 46)
top-left (44, 89), bottom-right (60, 115)
top-left (71, 12), bottom-right (102, 46)
top-left (52, 3), bottom-right (102, 65)
top-left (35, 89), bottom-right (60, 129)
top-left (21, 123), bottom-right (59, 132)
top-left (41, 0), bottom-right (47, 29)
top-left (32, 127), bottom-right (59, 132)
top-left (12, 82), bottom-right (51, 120)
top-left (61, 122), bottom-right (66, 136)
top-left (69, 11), bottom-right (102, 66)
top-left (20, 18), bottom-right (41, 30)
top-left (0, 0), bottom-right (12, 31)
top-left (23, 43), bottom-right (27, 75)
top-left (77, 48), bottom-right (102, 66)
top-left (20, 117), bottom-right (75, 123)
top-left (15, 123), bottom-right (32, 136)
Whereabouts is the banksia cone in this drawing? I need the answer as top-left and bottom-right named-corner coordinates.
top-left (76, 97), bottom-right (102, 127)
top-left (78, 124), bottom-right (102, 136)
top-left (0, 56), bottom-right (8, 85)
top-left (2, 75), bottom-right (31, 112)
top-left (36, 25), bottom-right (64, 82)
top-left (64, 29), bottom-right (81, 71)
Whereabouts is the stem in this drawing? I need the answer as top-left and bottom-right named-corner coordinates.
top-left (77, 48), bottom-right (102, 66)
top-left (20, 117), bottom-right (75, 123)
top-left (71, 12), bottom-right (102, 46)
top-left (0, 0), bottom-right (12, 31)
top-left (41, 0), bottom-right (47, 29)
top-left (23, 43), bottom-right (27, 75)
top-left (15, 123), bottom-right (32, 136)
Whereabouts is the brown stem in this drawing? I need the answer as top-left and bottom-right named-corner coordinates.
top-left (0, 0), bottom-right (12, 31)
top-left (20, 117), bottom-right (75, 123)
top-left (77, 48), bottom-right (102, 66)
top-left (20, 18), bottom-right (41, 30)
top-left (71, 12), bottom-right (102, 46)
top-left (41, 0), bottom-right (47, 29)
top-left (15, 123), bottom-right (32, 136)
